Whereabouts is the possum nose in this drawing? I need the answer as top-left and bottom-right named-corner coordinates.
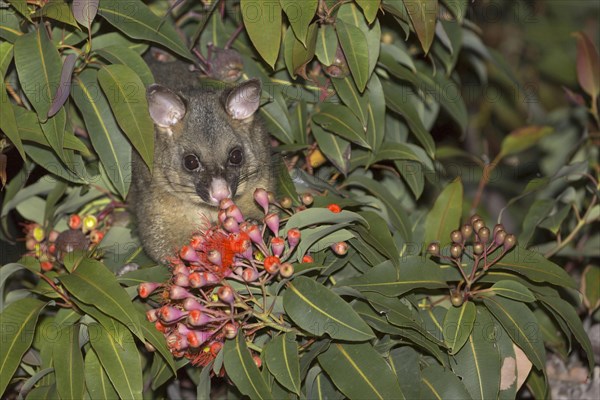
top-left (209, 178), bottom-right (231, 203)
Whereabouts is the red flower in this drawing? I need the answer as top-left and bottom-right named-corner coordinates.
top-left (327, 204), bottom-right (341, 213)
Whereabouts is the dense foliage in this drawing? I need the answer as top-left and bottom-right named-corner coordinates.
top-left (0, 0), bottom-right (598, 399)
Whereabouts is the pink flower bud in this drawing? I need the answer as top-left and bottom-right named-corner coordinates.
top-left (287, 228), bottom-right (301, 249)
top-left (172, 264), bottom-right (190, 276)
top-left (223, 323), bottom-right (238, 339)
top-left (220, 198), bottom-right (234, 210)
top-left (223, 217), bottom-right (239, 233)
top-left (182, 298), bottom-right (205, 311)
top-left (271, 237), bottom-right (285, 257)
top-left (254, 188), bottom-right (270, 214)
top-left (187, 330), bottom-right (213, 348)
top-left (173, 273), bottom-right (190, 287)
top-left (331, 241), bottom-right (348, 255)
top-left (218, 210), bottom-right (227, 223)
top-left (187, 309), bottom-right (212, 326)
top-left (138, 282), bottom-right (162, 298)
top-left (159, 306), bottom-right (187, 324)
top-left (203, 272), bottom-right (220, 285)
top-left (217, 286), bottom-right (235, 304)
top-left (146, 309), bottom-right (158, 322)
top-left (169, 285), bottom-right (193, 300)
top-left (180, 245), bottom-right (199, 263)
top-left (166, 333), bottom-right (188, 351)
top-left (265, 213), bottom-right (279, 236)
top-left (242, 268), bottom-right (259, 282)
top-left (226, 205), bottom-right (244, 223)
top-left (207, 249), bottom-right (222, 266)
top-left (246, 224), bottom-right (264, 246)
top-left (188, 272), bottom-right (207, 288)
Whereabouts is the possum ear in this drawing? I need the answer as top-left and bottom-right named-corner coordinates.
top-left (146, 84), bottom-right (186, 127)
top-left (225, 79), bottom-right (261, 120)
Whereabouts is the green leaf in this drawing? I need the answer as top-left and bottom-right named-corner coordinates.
top-left (138, 313), bottom-right (177, 375)
top-left (283, 276), bottom-right (375, 341)
top-left (95, 45), bottom-right (154, 86)
top-left (0, 297), bottom-right (46, 396)
top-left (335, 19), bottom-right (369, 92)
top-left (88, 322), bottom-right (143, 400)
top-left (318, 342), bottom-right (405, 400)
top-left (97, 0), bottom-right (192, 61)
top-left (33, 0), bottom-right (78, 28)
top-left (420, 364), bottom-right (472, 400)
top-left (452, 307), bottom-right (501, 400)
top-left (85, 348), bottom-right (119, 400)
top-left (0, 84), bottom-right (26, 162)
top-left (281, 0), bottom-right (317, 45)
top-left (355, 211), bottom-right (400, 265)
top-left (283, 207), bottom-right (368, 233)
top-left (493, 246), bottom-right (578, 289)
top-left (97, 64), bottom-right (154, 171)
top-left (58, 258), bottom-right (144, 341)
top-left (483, 296), bottom-right (546, 370)
top-left (53, 324), bottom-right (85, 400)
top-left (72, 0), bottom-right (99, 27)
top-left (339, 258), bottom-right (446, 296)
top-left (283, 23), bottom-right (317, 79)
top-left (582, 265), bottom-right (600, 312)
top-left (241, 0), bottom-right (282, 68)
top-left (264, 333), bottom-right (301, 394)
top-left (405, 0), bottom-right (438, 54)
top-left (14, 29), bottom-right (62, 123)
top-left (0, 9), bottom-right (24, 43)
top-left (382, 82), bottom-right (435, 158)
top-left (397, 161), bottom-right (425, 199)
top-left (344, 175), bottom-right (413, 241)
top-left (490, 280), bottom-right (536, 303)
top-left (332, 77), bottom-right (368, 126)
top-left (538, 295), bottom-right (595, 372)
top-left (443, 301), bottom-right (476, 354)
top-left (306, 367), bottom-right (342, 400)
top-left (72, 69), bottom-right (132, 198)
top-left (315, 24), bottom-right (337, 66)
top-left (388, 347), bottom-right (421, 400)
top-left (520, 199), bottom-right (555, 246)
top-left (356, 0), bottom-right (380, 23)
top-left (313, 103), bottom-right (370, 148)
top-left (498, 126), bottom-right (553, 160)
top-left (223, 334), bottom-right (273, 400)
top-left (312, 122), bottom-right (351, 175)
top-left (366, 74), bottom-right (386, 154)
top-left (423, 177), bottom-right (463, 248)
top-left (260, 94), bottom-right (294, 144)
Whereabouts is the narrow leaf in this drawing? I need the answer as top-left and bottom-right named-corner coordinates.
top-left (336, 19), bottom-right (369, 92)
top-left (443, 301), bottom-right (476, 354)
top-left (48, 53), bottom-right (77, 117)
top-left (264, 333), bottom-right (301, 394)
top-left (356, 0), bottom-right (380, 23)
top-left (72, 0), bottom-right (99, 27)
top-left (332, 76), bottom-right (368, 126)
top-left (53, 324), bottom-right (85, 400)
top-left (312, 122), bottom-right (351, 175)
top-left (498, 126), bottom-right (553, 160)
top-left (283, 276), bottom-right (375, 341)
top-left (573, 31), bottom-right (600, 99)
top-left (94, 45), bottom-right (154, 86)
top-left (85, 348), bottom-right (119, 400)
top-left (491, 280), bottom-right (536, 303)
top-left (313, 103), bottom-right (370, 148)
top-left (421, 364), bottom-right (472, 400)
top-left (241, 0), bottom-right (282, 68)
top-left (319, 342), bottom-right (405, 400)
top-left (223, 334), bottom-right (273, 400)
top-left (423, 177), bottom-right (463, 248)
top-left (280, 0), bottom-right (317, 45)
top-left (405, 0), bottom-right (438, 54)
top-left (315, 24), bottom-right (337, 66)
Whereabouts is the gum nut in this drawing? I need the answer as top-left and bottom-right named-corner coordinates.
top-left (427, 243), bottom-right (440, 256)
top-left (450, 243), bottom-right (462, 258)
top-left (254, 188), bottom-right (270, 213)
top-left (461, 224), bottom-right (473, 239)
top-left (450, 230), bottom-right (463, 243)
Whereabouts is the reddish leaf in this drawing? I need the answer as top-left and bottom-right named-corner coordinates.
top-left (573, 32), bottom-right (600, 100)
top-left (48, 54), bottom-right (77, 117)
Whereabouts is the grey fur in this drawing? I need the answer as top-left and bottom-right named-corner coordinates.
top-left (129, 56), bottom-right (273, 262)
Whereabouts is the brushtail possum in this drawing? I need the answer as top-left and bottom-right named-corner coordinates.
top-left (130, 56), bottom-right (273, 263)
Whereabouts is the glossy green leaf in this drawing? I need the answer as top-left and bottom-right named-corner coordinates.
top-left (382, 82), bottom-right (435, 158)
top-left (315, 24), bottom-right (337, 66)
top-left (97, 0), bottom-right (192, 61)
top-left (241, 0), bottom-right (282, 68)
top-left (0, 298), bottom-right (46, 396)
top-left (313, 103), bottom-right (370, 148)
top-left (355, 211), bottom-right (400, 265)
top-left (520, 199), bottom-right (555, 246)
top-left (498, 126), bottom-right (553, 160)
top-left (95, 45), bottom-right (154, 86)
top-left (336, 19), bottom-right (369, 92)
top-left (312, 122), bottom-right (351, 175)
top-left (319, 342), bottom-right (405, 400)
top-left (260, 94), bottom-right (294, 144)
top-left (0, 9), bottom-right (23, 42)
top-left (283, 206), bottom-right (367, 233)
top-left (397, 160), bottom-right (425, 199)
top-left (33, 1), bottom-right (78, 28)
top-left (493, 246), bottom-right (577, 289)
top-left (491, 280), bottom-right (536, 303)
top-left (0, 83), bottom-right (25, 162)
top-left (58, 258), bottom-right (144, 341)
top-left (223, 334), bottom-right (273, 400)
top-left (264, 333), bottom-right (301, 394)
top-left (366, 74), bottom-right (386, 154)
top-left (137, 313), bottom-right (177, 375)
top-left (283, 276), bottom-right (375, 341)
top-left (53, 324), bottom-right (85, 400)
top-left (85, 348), bottom-right (119, 400)
top-left (98, 64), bottom-right (153, 170)
top-left (483, 296), bottom-right (546, 370)
top-left (88, 322), bottom-right (143, 400)
top-left (72, 69), bottom-right (132, 198)
top-left (538, 295), bottom-right (594, 372)
top-left (356, 0), bottom-right (380, 23)
top-left (14, 29), bottom-right (62, 124)
top-left (525, 368), bottom-right (548, 400)
top-left (344, 175), bottom-right (412, 241)
top-left (388, 347), bottom-right (421, 400)
top-left (281, 0), bottom-right (317, 45)
top-left (339, 258), bottom-right (446, 296)
top-left (405, 0), bottom-right (438, 54)
top-left (283, 23), bottom-right (317, 79)
top-left (444, 301), bottom-right (476, 354)
top-left (306, 366), bottom-right (342, 400)
top-left (336, 3), bottom-right (379, 77)
top-left (452, 307), bottom-right (501, 400)
top-left (420, 364), bottom-right (472, 400)
top-left (417, 68), bottom-right (467, 132)
top-left (332, 77), bottom-right (368, 126)
top-left (423, 177), bottom-right (463, 248)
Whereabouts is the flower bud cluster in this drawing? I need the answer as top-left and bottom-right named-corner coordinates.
top-left (140, 189), bottom-right (311, 367)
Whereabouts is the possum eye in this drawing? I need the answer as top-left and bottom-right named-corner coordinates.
top-left (183, 154), bottom-right (200, 171)
top-left (228, 148), bottom-right (243, 166)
